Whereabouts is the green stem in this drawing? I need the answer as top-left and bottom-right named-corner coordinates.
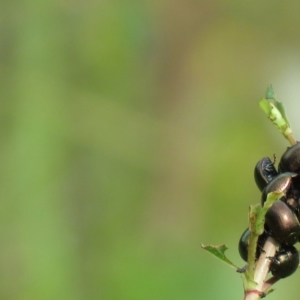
top-left (286, 131), bottom-right (297, 145)
top-left (259, 86), bottom-right (296, 145)
top-left (246, 231), bottom-right (258, 280)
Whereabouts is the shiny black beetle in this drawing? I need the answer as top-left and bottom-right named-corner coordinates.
top-left (265, 200), bottom-right (300, 245)
top-left (254, 157), bottom-right (278, 192)
top-left (279, 142), bottom-right (300, 173)
top-left (269, 245), bottom-right (299, 278)
top-left (238, 228), bottom-right (267, 262)
top-left (261, 172), bottom-right (297, 206)
top-left (279, 142), bottom-right (300, 191)
top-left (238, 229), bottom-right (299, 278)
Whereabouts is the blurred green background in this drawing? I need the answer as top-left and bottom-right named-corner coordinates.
top-left (2, 1), bottom-right (300, 299)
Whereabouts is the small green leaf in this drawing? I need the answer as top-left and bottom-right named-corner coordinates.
top-left (263, 191), bottom-right (283, 209)
top-left (266, 84), bottom-right (276, 100)
top-left (275, 100), bottom-right (290, 127)
top-left (256, 191), bottom-right (283, 234)
top-left (259, 98), bottom-right (295, 145)
top-left (259, 98), bottom-right (273, 116)
top-left (259, 99), bottom-right (285, 127)
top-left (201, 244), bottom-right (238, 269)
top-left (259, 86), bottom-right (296, 145)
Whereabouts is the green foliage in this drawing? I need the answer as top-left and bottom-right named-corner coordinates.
top-left (259, 86), bottom-right (295, 145)
top-left (201, 244), bottom-right (238, 269)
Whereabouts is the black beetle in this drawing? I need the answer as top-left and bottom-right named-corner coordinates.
top-left (265, 200), bottom-right (300, 245)
top-left (261, 172), bottom-right (297, 206)
top-left (279, 142), bottom-right (300, 173)
top-left (238, 228), bottom-right (267, 262)
top-left (285, 188), bottom-right (300, 212)
top-left (254, 157), bottom-right (278, 192)
top-left (269, 245), bottom-right (299, 278)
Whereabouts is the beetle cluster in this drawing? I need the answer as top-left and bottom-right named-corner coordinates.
top-left (239, 142), bottom-right (300, 279)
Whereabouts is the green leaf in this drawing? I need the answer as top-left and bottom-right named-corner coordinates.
top-left (275, 100), bottom-right (290, 127)
top-left (259, 99), bottom-right (286, 127)
top-left (259, 98), bottom-right (295, 145)
top-left (259, 86), bottom-right (296, 145)
top-left (263, 191), bottom-right (284, 209)
top-left (255, 191), bottom-right (283, 235)
top-left (201, 244), bottom-right (238, 269)
top-left (265, 84), bottom-right (276, 100)
top-left (259, 98), bottom-right (273, 116)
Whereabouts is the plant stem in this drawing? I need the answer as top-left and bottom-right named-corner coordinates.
top-left (286, 132), bottom-right (297, 146)
top-left (244, 237), bottom-right (279, 300)
top-left (254, 237), bottom-right (278, 288)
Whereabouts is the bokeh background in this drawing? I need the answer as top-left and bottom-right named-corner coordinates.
top-left (2, 1), bottom-right (300, 299)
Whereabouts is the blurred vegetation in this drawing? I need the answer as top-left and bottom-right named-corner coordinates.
top-left (2, 1), bottom-right (300, 299)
